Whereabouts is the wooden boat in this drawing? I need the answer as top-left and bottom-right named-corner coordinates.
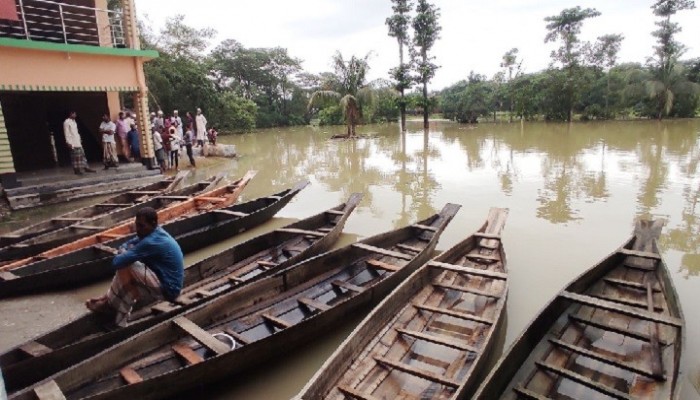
top-left (0, 173), bottom-right (188, 248)
top-left (0, 173), bottom-right (222, 262)
top-left (0, 193), bottom-right (362, 393)
top-left (0, 178), bottom-right (308, 298)
top-left (473, 219), bottom-right (684, 400)
top-left (9, 204), bottom-right (460, 400)
top-left (298, 207), bottom-right (509, 400)
top-left (0, 170), bottom-right (257, 273)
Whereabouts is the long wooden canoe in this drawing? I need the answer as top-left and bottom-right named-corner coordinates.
top-left (0, 192), bottom-right (362, 393)
top-left (0, 173), bottom-right (223, 262)
top-left (0, 170), bottom-right (257, 273)
top-left (473, 219), bottom-right (684, 400)
top-left (0, 173), bottom-right (188, 248)
top-left (9, 204), bottom-right (460, 400)
top-left (298, 207), bottom-right (509, 400)
top-left (0, 179), bottom-right (308, 298)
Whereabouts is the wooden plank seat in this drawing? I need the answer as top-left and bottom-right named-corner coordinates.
top-left (396, 328), bottom-right (478, 352)
top-left (150, 302), bottom-right (177, 315)
top-left (261, 313), bottom-right (291, 329)
top-left (97, 233), bottom-right (122, 241)
top-left (33, 379), bottom-right (66, 400)
top-left (172, 317), bottom-right (229, 355)
top-left (413, 223), bottom-right (438, 232)
top-left (213, 210), bottom-right (249, 217)
top-left (157, 196), bottom-right (191, 201)
top-left (257, 260), bottom-right (278, 268)
top-left (331, 280), bottom-right (364, 293)
top-left (223, 327), bottom-right (250, 345)
top-left (326, 209), bottom-right (345, 215)
top-left (432, 282), bottom-right (501, 299)
top-left (428, 261), bottom-right (507, 280)
top-left (560, 291), bottom-right (682, 327)
top-left (317, 227), bottom-right (334, 232)
top-left (72, 225), bottom-right (104, 231)
top-left (465, 253), bottom-right (500, 263)
top-left (19, 341), bottom-right (53, 357)
top-left (413, 303), bottom-right (494, 325)
top-left (568, 314), bottom-right (669, 346)
top-left (119, 367), bottom-right (144, 385)
top-left (374, 356), bottom-right (460, 388)
top-left (172, 343), bottom-right (204, 365)
top-left (298, 297), bottom-right (331, 312)
top-left (338, 385), bottom-right (380, 400)
top-left (395, 243), bottom-right (423, 253)
top-left (535, 361), bottom-right (633, 400)
top-left (94, 203), bottom-right (132, 207)
top-left (604, 277), bottom-right (661, 292)
top-left (548, 337), bottom-right (664, 380)
top-left (618, 248), bottom-right (661, 260)
top-left (129, 191), bottom-right (162, 195)
top-left (473, 232), bottom-right (502, 240)
top-left (365, 259), bottom-right (401, 272)
top-left (51, 217), bottom-right (87, 222)
top-left (276, 228), bottom-right (325, 237)
top-left (592, 293), bottom-right (664, 312)
top-left (352, 243), bottom-right (414, 260)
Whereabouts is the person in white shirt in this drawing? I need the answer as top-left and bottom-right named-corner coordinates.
top-left (99, 114), bottom-right (118, 169)
top-left (172, 110), bottom-right (183, 137)
top-left (152, 128), bottom-right (165, 173)
top-left (195, 108), bottom-right (207, 148)
top-left (63, 111), bottom-right (96, 175)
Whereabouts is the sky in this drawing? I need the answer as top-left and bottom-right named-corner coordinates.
top-left (136, 0), bottom-right (700, 90)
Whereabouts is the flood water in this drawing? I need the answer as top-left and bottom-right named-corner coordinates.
top-left (1, 119), bottom-right (700, 399)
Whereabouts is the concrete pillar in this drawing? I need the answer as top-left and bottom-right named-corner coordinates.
top-left (121, 0), bottom-right (140, 50)
top-left (133, 90), bottom-right (156, 168)
top-left (0, 100), bottom-right (18, 189)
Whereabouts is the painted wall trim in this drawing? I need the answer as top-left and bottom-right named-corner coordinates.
top-left (0, 37), bottom-right (159, 59)
top-left (0, 85), bottom-right (139, 92)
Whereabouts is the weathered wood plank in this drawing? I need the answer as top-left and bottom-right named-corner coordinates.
top-left (560, 291), bottom-right (682, 327)
top-left (298, 297), bottom-right (331, 312)
top-left (592, 293), bottom-right (664, 311)
top-left (19, 341), bottom-right (53, 357)
top-left (473, 232), bottom-right (502, 240)
top-left (33, 379), bottom-right (66, 400)
top-left (465, 253), bottom-right (500, 263)
top-left (647, 282), bottom-right (664, 380)
top-left (172, 343), bottom-right (204, 365)
top-left (365, 259), bottom-right (400, 272)
top-left (213, 209), bottom-right (249, 217)
top-left (223, 327), bottom-right (250, 345)
top-left (395, 243), bottom-right (423, 253)
top-left (257, 260), bottom-right (278, 267)
top-left (428, 261), bottom-right (507, 280)
top-left (326, 210), bottom-right (346, 215)
top-left (604, 277), bottom-right (661, 292)
top-left (433, 282), bottom-right (501, 299)
top-left (535, 361), bottom-right (633, 400)
top-left (332, 280), bottom-right (364, 293)
top-left (413, 303), bottom-right (494, 325)
top-left (548, 338), bottom-right (664, 380)
top-left (619, 248), bottom-right (661, 260)
top-left (413, 224), bottom-right (438, 232)
top-left (352, 243), bottom-right (414, 260)
top-left (194, 196), bottom-right (227, 203)
top-left (513, 386), bottom-right (554, 400)
top-left (568, 314), bottom-right (668, 345)
top-left (396, 328), bottom-right (478, 352)
top-left (261, 313), bottom-right (292, 329)
top-left (276, 228), bottom-right (325, 237)
top-left (93, 243), bottom-right (119, 255)
top-left (374, 356), bottom-right (460, 388)
top-left (172, 317), bottom-right (229, 355)
top-left (119, 367), bottom-right (143, 385)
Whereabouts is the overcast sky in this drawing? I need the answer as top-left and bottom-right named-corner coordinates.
top-left (136, 0), bottom-right (700, 90)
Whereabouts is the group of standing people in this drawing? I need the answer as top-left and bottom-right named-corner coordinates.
top-left (150, 108), bottom-right (210, 173)
top-left (98, 111), bottom-right (142, 170)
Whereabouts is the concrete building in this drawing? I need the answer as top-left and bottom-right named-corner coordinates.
top-left (0, 0), bottom-right (157, 187)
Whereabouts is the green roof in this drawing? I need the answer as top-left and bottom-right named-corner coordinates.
top-left (0, 37), bottom-right (159, 58)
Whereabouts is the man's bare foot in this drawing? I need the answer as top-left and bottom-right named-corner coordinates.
top-left (86, 296), bottom-right (113, 315)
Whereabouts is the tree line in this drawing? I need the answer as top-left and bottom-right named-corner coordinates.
top-left (134, 0), bottom-right (697, 134)
top-left (440, 1), bottom-right (700, 123)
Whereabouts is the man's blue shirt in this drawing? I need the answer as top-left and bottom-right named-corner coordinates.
top-left (112, 226), bottom-right (184, 300)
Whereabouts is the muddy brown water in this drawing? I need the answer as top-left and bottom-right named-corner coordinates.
top-left (1, 119), bottom-right (699, 399)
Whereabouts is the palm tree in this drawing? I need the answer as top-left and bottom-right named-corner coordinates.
top-left (308, 52), bottom-right (373, 138)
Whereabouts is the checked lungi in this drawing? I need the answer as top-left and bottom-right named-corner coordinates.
top-left (70, 147), bottom-right (89, 171)
top-left (103, 142), bottom-right (119, 167)
top-left (107, 262), bottom-right (164, 326)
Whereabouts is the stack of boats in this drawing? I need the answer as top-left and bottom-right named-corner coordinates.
top-left (0, 173), bottom-right (685, 400)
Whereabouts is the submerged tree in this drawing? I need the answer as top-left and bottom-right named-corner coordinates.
top-left (500, 48), bottom-right (523, 122)
top-left (386, 0), bottom-right (413, 131)
top-left (412, 0), bottom-right (441, 129)
top-left (646, 0), bottom-right (697, 119)
top-left (544, 6), bottom-right (601, 122)
top-left (308, 52), bottom-right (373, 137)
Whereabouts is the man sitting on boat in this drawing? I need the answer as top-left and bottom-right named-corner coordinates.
top-left (85, 207), bottom-right (185, 326)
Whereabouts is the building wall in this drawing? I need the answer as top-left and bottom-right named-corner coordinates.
top-left (0, 46), bottom-right (141, 91)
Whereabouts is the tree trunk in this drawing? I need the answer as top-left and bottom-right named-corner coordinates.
top-left (398, 41), bottom-right (407, 132)
top-left (423, 81), bottom-right (429, 129)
